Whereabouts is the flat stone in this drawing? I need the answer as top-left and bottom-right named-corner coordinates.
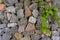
top-left (31, 0), bottom-right (38, 3)
top-left (6, 6), bottom-right (15, 13)
top-left (14, 33), bottom-right (23, 40)
top-left (8, 26), bottom-right (18, 34)
top-left (17, 9), bottom-right (24, 18)
top-left (32, 9), bottom-right (39, 18)
top-left (23, 31), bottom-right (35, 36)
top-left (4, 0), bottom-right (18, 6)
top-left (18, 25), bottom-right (25, 33)
top-left (2, 33), bottom-right (11, 40)
top-left (18, 18), bottom-right (27, 26)
top-left (29, 3), bottom-right (38, 10)
top-left (35, 30), bottom-right (41, 35)
top-left (10, 14), bottom-right (18, 22)
top-left (7, 12), bottom-right (12, 20)
top-left (20, 0), bottom-right (24, 3)
top-left (7, 23), bottom-right (17, 27)
top-left (24, 0), bottom-right (30, 6)
top-left (52, 23), bottom-right (58, 31)
top-left (52, 36), bottom-right (60, 40)
top-left (31, 34), bottom-right (40, 40)
top-left (20, 36), bottom-right (31, 40)
top-left (25, 6), bottom-right (31, 17)
top-left (41, 36), bottom-right (51, 40)
top-left (15, 3), bottom-right (23, 10)
top-left (29, 16), bottom-right (36, 24)
top-left (26, 23), bottom-right (35, 31)
top-left (56, 0), bottom-right (60, 8)
top-left (0, 24), bottom-right (6, 29)
top-left (52, 31), bottom-right (59, 36)
top-left (0, 4), bottom-right (6, 11)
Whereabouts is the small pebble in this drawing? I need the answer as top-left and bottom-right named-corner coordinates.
top-left (32, 9), bottom-right (39, 18)
top-left (26, 23), bottom-right (35, 31)
top-left (0, 4), bottom-right (5, 11)
top-left (7, 23), bottom-right (17, 27)
top-left (17, 9), bottom-right (24, 18)
top-left (6, 6), bottom-right (15, 13)
top-left (29, 16), bottom-right (36, 24)
top-left (14, 33), bottom-right (23, 40)
top-left (25, 6), bottom-right (31, 17)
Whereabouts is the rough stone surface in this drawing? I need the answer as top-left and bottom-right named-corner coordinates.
top-left (14, 33), bottom-right (23, 40)
top-left (0, 24), bottom-right (6, 29)
top-left (7, 23), bottom-right (17, 27)
top-left (18, 25), bottom-right (25, 33)
top-left (52, 36), bottom-right (60, 40)
top-left (4, 0), bottom-right (18, 6)
top-left (10, 14), bottom-right (18, 22)
top-left (26, 23), bottom-right (35, 31)
top-left (31, 34), bottom-right (40, 40)
top-left (29, 16), bottom-right (36, 24)
top-left (20, 36), bottom-right (31, 40)
top-left (6, 6), bottom-right (15, 13)
top-left (29, 3), bottom-right (38, 10)
top-left (17, 9), bottom-right (24, 18)
top-left (32, 9), bottom-right (39, 18)
top-left (18, 18), bottom-right (27, 26)
top-left (25, 6), bottom-right (31, 17)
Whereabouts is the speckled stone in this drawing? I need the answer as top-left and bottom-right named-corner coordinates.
top-left (29, 16), bottom-right (36, 24)
top-left (17, 9), bottom-right (24, 18)
top-left (6, 6), bottom-right (15, 13)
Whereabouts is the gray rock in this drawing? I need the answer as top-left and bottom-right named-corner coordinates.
top-left (24, 0), bottom-right (30, 6)
top-left (29, 3), bottom-right (38, 10)
top-left (10, 14), bottom-right (18, 22)
top-left (41, 36), bottom-right (51, 40)
top-left (18, 18), bottom-right (27, 26)
top-left (17, 9), bottom-right (24, 18)
top-left (52, 36), bottom-right (60, 40)
top-left (23, 31), bottom-right (35, 36)
top-left (52, 23), bottom-right (58, 31)
top-left (56, 0), bottom-right (60, 8)
top-left (6, 6), bottom-right (15, 13)
top-left (31, 0), bottom-right (38, 3)
top-left (0, 24), bottom-right (6, 29)
top-left (7, 23), bottom-right (17, 27)
top-left (31, 34), bottom-right (40, 40)
top-left (2, 33), bottom-right (11, 40)
top-left (20, 36), bottom-right (31, 40)
top-left (15, 3), bottom-right (23, 10)
top-left (18, 25), bottom-right (25, 33)
top-left (8, 26), bottom-right (18, 34)
top-left (52, 31), bottom-right (59, 36)
top-left (32, 9), bottom-right (39, 18)
top-left (29, 16), bottom-right (36, 24)
top-left (4, 0), bottom-right (18, 6)
top-left (36, 17), bottom-right (41, 29)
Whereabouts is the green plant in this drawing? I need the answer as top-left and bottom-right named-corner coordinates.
top-left (39, 0), bottom-right (46, 6)
top-left (39, 0), bottom-right (58, 36)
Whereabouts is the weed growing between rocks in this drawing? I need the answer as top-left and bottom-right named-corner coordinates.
top-left (39, 0), bottom-right (59, 36)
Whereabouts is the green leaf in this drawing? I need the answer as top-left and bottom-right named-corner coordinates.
top-left (49, 10), bottom-right (53, 16)
top-left (40, 16), bottom-right (46, 21)
top-left (53, 7), bottom-right (58, 11)
top-left (43, 29), bottom-right (51, 36)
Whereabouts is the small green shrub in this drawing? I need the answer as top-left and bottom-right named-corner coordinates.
top-left (39, 0), bottom-right (58, 36)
